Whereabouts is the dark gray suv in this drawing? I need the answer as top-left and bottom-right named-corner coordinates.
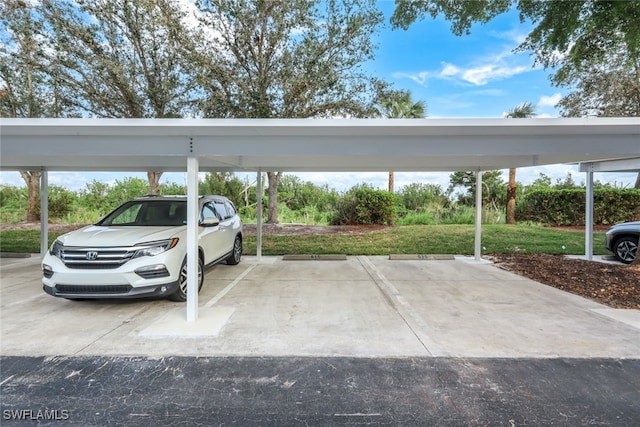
top-left (605, 221), bottom-right (639, 264)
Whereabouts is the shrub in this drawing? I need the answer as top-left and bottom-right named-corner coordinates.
top-left (330, 185), bottom-right (395, 225)
top-left (79, 178), bottom-right (149, 216)
top-left (397, 211), bottom-right (436, 225)
top-left (48, 186), bottom-right (77, 219)
top-left (517, 188), bottom-right (640, 225)
top-left (0, 185), bottom-right (28, 222)
top-left (160, 182), bottom-right (186, 195)
top-left (278, 175), bottom-right (339, 212)
top-left (199, 172), bottom-right (255, 209)
top-left (398, 182), bottom-right (447, 212)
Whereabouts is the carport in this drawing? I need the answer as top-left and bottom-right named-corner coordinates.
top-left (1, 117), bottom-right (639, 321)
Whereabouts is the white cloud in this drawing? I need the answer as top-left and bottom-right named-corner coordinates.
top-left (394, 48), bottom-right (533, 88)
top-left (491, 28), bottom-right (529, 45)
top-left (440, 63), bottom-right (460, 77)
top-left (537, 93), bottom-right (562, 108)
top-left (460, 64), bottom-right (529, 86)
top-left (391, 71), bottom-right (431, 87)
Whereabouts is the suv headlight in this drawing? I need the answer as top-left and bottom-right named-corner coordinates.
top-left (132, 238), bottom-right (179, 259)
top-left (49, 239), bottom-right (63, 258)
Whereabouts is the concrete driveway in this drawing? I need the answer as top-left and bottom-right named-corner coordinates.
top-left (2, 255), bottom-right (638, 358)
top-left (2, 255), bottom-right (640, 425)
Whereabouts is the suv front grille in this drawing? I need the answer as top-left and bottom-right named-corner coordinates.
top-left (56, 284), bottom-right (133, 294)
top-left (59, 247), bottom-right (135, 269)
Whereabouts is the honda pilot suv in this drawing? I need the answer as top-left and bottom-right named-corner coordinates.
top-left (42, 195), bottom-right (243, 301)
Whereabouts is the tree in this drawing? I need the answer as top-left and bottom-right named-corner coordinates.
top-left (447, 170), bottom-right (506, 209)
top-left (0, 1), bottom-right (64, 221)
top-left (557, 49), bottom-right (640, 118)
top-left (40, 0), bottom-right (200, 194)
top-left (555, 47), bottom-right (640, 189)
top-left (377, 89), bottom-right (426, 192)
top-left (193, 0), bottom-right (384, 223)
top-left (504, 102), bottom-right (535, 224)
top-left (391, 0), bottom-right (640, 189)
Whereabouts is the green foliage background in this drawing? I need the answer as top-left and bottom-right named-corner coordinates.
top-left (518, 188), bottom-right (640, 225)
top-left (1, 171), bottom-right (638, 226)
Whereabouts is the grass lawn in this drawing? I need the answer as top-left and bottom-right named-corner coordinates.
top-left (0, 225), bottom-right (608, 256)
top-left (242, 225), bottom-right (607, 256)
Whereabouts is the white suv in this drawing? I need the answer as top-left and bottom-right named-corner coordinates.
top-left (42, 195), bottom-right (243, 301)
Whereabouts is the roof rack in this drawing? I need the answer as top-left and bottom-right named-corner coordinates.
top-left (136, 194), bottom-right (206, 199)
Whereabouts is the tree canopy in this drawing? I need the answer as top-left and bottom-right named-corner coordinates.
top-left (192, 0), bottom-right (384, 222)
top-left (377, 89), bottom-right (426, 119)
top-left (0, 1), bottom-right (60, 118)
top-left (39, 0), bottom-right (199, 118)
top-left (194, 0), bottom-right (384, 119)
top-left (391, 0), bottom-right (640, 117)
top-left (1, 0), bottom-right (387, 220)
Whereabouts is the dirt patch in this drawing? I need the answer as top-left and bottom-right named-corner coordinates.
top-left (489, 253), bottom-right (640, 309)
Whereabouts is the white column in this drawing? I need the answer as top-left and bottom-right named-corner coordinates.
top-left (474, 170), bottom-right (483, 261)
top-left (585, 164), bottom-right (594, 261)
top-left (40, 169), bottom-right (48, 258)
top-left (256, 170), bottom-right (263, 260)
top-left (186, 155), bottom-right (199, 321)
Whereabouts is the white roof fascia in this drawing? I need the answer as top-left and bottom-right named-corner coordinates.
top-left (1, 118), bottom-right (639, 172)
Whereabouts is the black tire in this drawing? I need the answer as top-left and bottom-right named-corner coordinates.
top-left (226, 235), bottom-right (242, 265)
top-left (613, 236), bottom-right (638, 264)
top-left (169, 256), bottom-right (204, 301)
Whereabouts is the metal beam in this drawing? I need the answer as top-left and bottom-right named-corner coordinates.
top-left (585, 165), bottom-right (594, 261)
top-left (186, 154), bottom-right (199, 322)
top-left (256, 170), bottom-right (263, 261)
top-left (579, 157), bottom-right (640, 172)
top-left (40, 169), bottom-right (48, 258)
top-left (475, 170), bottom-right (483, 261)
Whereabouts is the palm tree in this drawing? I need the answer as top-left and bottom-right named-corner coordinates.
top-left (505, 102), bottom-right (536, 224)
top-left (379, 90), bottom-right (426, 192)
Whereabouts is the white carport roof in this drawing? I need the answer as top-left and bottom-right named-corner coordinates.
top-left (1, 117), bottom-right (639, 172)
top-left (2, 117), bottom-right (639, 323)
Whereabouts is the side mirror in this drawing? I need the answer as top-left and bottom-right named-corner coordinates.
top-left (199, 217), bottom-right (220, 227)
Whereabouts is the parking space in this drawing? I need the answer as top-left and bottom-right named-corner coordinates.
top-left (2, 254), bottom-right (639, 359)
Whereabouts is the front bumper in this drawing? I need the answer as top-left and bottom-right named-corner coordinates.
top-left (43, 281), bottom-right (179, 299)
top-left (605, 232), bottom-right (614, 251)
top-left (42, 251), bottom-right (183, 299)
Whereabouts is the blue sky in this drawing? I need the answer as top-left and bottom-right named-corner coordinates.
top-left (371, 2), bottom-right (559, 119)
top-left (1, 2), bottom-right (637, 192)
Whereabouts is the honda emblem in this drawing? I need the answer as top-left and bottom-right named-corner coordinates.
top-left (86, 251), bottom-right (99, 260)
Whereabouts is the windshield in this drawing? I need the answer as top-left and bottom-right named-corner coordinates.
top-left (97, 200), bottom-right (187, 226)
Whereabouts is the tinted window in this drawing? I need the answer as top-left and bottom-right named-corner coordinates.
top-left (99, 201), bottom-right (187, 226)
top-left (201, 203), bottom-right (220, 221)
top-left (213, 200), bottom-right (230, 219)
top-left (102, 202), bottom-right (142, 225)
top-left (225, 201), bottom-right (237, 216)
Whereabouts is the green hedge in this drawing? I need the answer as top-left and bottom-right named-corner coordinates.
top-left (517, 188), bottom-right (640, 225)
top-left (330, 187), bottom-right (396, 225)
